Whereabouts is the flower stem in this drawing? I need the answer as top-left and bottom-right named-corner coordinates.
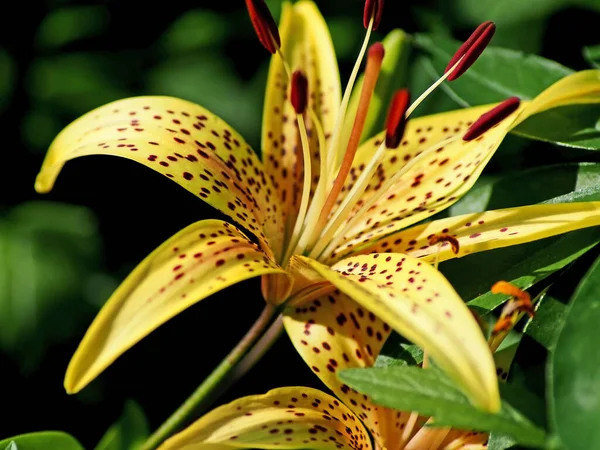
top-left (140, 304), bottom-right (279, 450)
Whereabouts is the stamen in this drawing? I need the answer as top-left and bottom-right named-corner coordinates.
top-left (245, 0), bottom-right (281, 54)
top-left (489, 281), bottom-right (535, 352)
top-left (385, 89), bottom-right (410, 148)
top-left (445, 21), bottom-right (496, 81)
top-left (429, 234), bottom-right (459, 270)
top-left (363, 0), bottom-right (384, 30)
top-left (282, 71), bottom-right (313, 264)
top-left (428, 234), bottom-right (460, 255)
top-left (491, 281), bottom-right (534, 317)
top-left (463, 97), bottom-right (521, 141)
top-left (406, 21), bottom-right (495, 117)
top-left (306, 43), bottom-right (385, 253)
top-left (308, 88), bottom-right (409, 260)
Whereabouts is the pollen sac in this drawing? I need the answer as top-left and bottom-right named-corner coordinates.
top-left (491, 281), bottom-right (534, 317)
top-left (291, 70), bottom-right (309, 114)
top-left (363, 0), bottom-right (384, 30)
top-left (462, 96), bottom-right (520, 141)
top-left (445, 21), bottom-right (496, 81)
top-left (245, 0), bottom-right (281, 54)
top-left (385, 89), bottom-right (410, 149)
top-left (428, 233), bottom-right (460, 254)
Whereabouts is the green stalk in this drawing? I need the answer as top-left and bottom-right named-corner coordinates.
top-left (140, 304), bottom-right (280, 450)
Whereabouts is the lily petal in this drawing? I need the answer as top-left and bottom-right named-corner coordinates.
top-left (356, 203), bottom-right (600, 264)
top-left (331, 102), bottom-right (525, 260)
top-left (333, 70), bottom-right (600, 260)
top-left (35, 96), bottom-right (284, 257)
top-left (262, 1), bottom-right (341, 231)
top-left (65, 220), bottom-right (291, 393)
top-left (289, 254), bottom-right (500, 413)
top-left (158, 387), bottom-right (372, 450)
top-left (284, 290), bottom-right (410, 449)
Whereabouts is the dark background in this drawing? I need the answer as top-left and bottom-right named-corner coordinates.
top-left (1, 0), bottom-right (599, 447)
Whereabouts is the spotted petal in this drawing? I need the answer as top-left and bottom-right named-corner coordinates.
top-left (65, 220), bottom-right (291, 393)
top-left (284, 291), bottom-right (412, 449)
top-left (35, 97), bottom-right (284, 258)
top-left (158, 387), bottom-right (372, 450)
top-left (358, 203), bottom-right (600, 264)
top-left (330, 70), bottom-right (600, 260)
top-left (262, 1), bottom-right (341, 231)
top-left (329, 103), bottom-right (525, 261)
top-left (289, 254), bottom-right (500, 413)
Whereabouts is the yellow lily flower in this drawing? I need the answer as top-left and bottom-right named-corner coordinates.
top-left (157, 285), bottom-right (536, 450)
top-left (35, 0), bottom-right (600, 421)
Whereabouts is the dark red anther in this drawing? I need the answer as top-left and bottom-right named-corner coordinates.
top-left (428, 234), bottom-right (460, 254)
top-left (364, 0), bottom-right (384, 30)
top-left (245, 0), bottom-right (281, 54)
top-left (385, 89), bottom-right (410, 149)
top-left (463, 97), bottom-right (520, 141)
top-left (445, 21), bottom-right (495, 81)
top-left (291, 71), bottom-right (309, 114)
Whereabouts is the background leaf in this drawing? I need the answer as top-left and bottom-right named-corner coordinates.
top-left (0, 432), bottom-right (83, 450)
top-left (583, 44), bottom-right (600, 69)
top-left (413, 34), bottom-right (573, 106)
top-left (0, 202), bottom-right (115, 373)
top-left (339, 366), bottom-right (546, 447)
top-left (550, 254), bottom-right (600, 450)
top-left (514, 104), bottom-right (600, 150)
top-left (94, 401), bottom-right (149, 450)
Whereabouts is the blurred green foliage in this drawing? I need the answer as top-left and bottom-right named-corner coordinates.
top-left (0, 202), bottom-right (115, 373)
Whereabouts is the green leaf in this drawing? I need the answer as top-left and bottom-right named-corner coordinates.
top-left (0, 202), bottom-right (114, 373)
top-left (488, 433), bottom-right (518, 449)
top-left (4, 442), bottom-right (17, 450)
top-left (550, 254), bottom-right (600, 450)
top-left (343, 29), bottom-right (412, 145)
top-left (441, 163), bottom-right (600, 310)
top-left (339, 366), bottom-right (546, 447)
top-left (413, 33), bottom-right (573, 106)
top-left (583, 45), bottom-right (600, 69)
top-left (0, 432), bottom-right (83, 450)
top-left (524, 291), bottom-right (567, 351)
top-left (375, 332), bottom-right (424, 368)
top-left (513, 104), bottom-right (600, 150)
top-left (94, 401), bottom-right (149, 450)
